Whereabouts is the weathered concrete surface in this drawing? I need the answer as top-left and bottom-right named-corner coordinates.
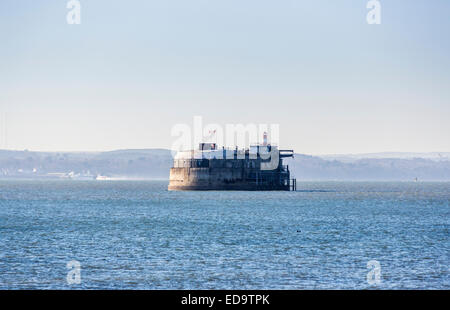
top-left (168, 167), bottom-right (290, 191)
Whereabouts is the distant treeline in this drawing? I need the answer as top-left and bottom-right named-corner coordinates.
top-left (0, 149), bottom-right (449, 181)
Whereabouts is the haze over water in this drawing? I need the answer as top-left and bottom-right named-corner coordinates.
top-left (0, 180), bottom-right (448, 289)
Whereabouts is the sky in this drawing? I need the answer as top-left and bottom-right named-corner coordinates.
top-left (0, 0), bottom-right (449, 154)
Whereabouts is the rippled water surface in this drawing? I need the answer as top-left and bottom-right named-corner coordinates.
top-left (0, 180), bottom-right (448, 289)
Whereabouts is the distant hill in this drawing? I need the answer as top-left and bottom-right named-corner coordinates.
top-left (285, 154), bottom-right (450, 181)
top-left (0, 149), bottom-right (172, 180)
top-left (0, 149), bottom-right (449, 181)
top-left (318, 152), bottom-right (450, 162)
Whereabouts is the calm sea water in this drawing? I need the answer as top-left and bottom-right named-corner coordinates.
top-left (0, 180), bottom-right (448, 289)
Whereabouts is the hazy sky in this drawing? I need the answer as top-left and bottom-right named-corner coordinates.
top-left (1, 0), bottom-right (449, 154)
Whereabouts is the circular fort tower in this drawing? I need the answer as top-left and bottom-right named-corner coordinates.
top-left (168, 143), bottom-right (295, 191)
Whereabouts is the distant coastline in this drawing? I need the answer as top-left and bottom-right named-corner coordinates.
top-left (0, 149), bottom-right (449, 181)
